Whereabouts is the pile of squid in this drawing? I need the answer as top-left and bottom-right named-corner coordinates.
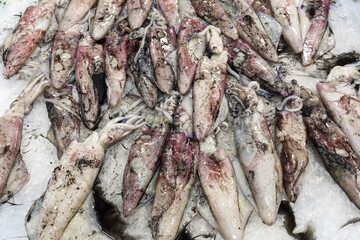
top-left (1, 0), bottom-right (360, 239)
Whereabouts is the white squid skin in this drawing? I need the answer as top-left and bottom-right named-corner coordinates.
top-left (59, 0), bottom-right (97, 31)
top-left (91, 0), bottom-right (126, 41)
top-left (127, 0), bottom-right (154, 30)
top-left (270, 0), bottom-right (303, 54)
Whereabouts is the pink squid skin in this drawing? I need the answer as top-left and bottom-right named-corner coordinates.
top-left (191, 0), bottom-right (238, 40)
top-left (127, 0), bottom-right (154, 30)
top-left (50, 26), bottom-right (81, 89)
top-left (193, 51), bottom-right (228, 141)
top-left (158, 0), bottom-right (181, 32)
top-left (104, 34), bottom-right (128, 108)
top-left (122, 128), bottom-right (168, 218)
top-left (149, 27), bottom-right (177, 94)
top-left (75, 41), bottom-right (105, 130)
top-left (224, 36), bottom-right (289, 97)
top-left (177, 18), bottom-right (206, 95)
top-left (2, 6), bottom-right (53, 79)
top-left (59, 0), bottom-right (97, 31)
top-left (152, 131), bottom-right (199, 240)
top-left (0, 117), bottom-right (23, 198)
top-left (301, 0), bottom-right (330, 66)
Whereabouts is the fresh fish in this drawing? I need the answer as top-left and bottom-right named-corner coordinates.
top-left (104, 31), bottom-right (128, 108)
top-left (91, 0), bottom-right (126, 40)
top-left (270, 0), bottom-right (303, 53)
top-left (127, 0), bottom-right (154, 30)
top-left (151, 131), bottom-right (199, 240)
top-left (44, 86), bottom-right (80, 159)
top-left (158, 0), bottom-right (181, 32)
top-left (198, 136), bottom-right (245, 240)
top-left (301, 87), bottom-right (360, 209)
top-left (50, 24), bottom-right (82, 89)
top-left (122, 93), bottom-right (179, 217)
top-left (1, 2), bottom-right (55, 78)
top-left (59, 0), bottom-right (97, 31)
top-left (75, 34), bottom-right (105, 130)
top-left (177, 17), bottom-right (206, 95)
top-left (220, 0), bottom-right (279, 62)
top-left (301, 0), bottom-right (330, 66)
top-left (252, 0), bottom-right (273, 15)
top-left (224, 36), bottom-right (289, 97)
top-left (190, 0), bottom-right (238, 40)
top-left (26, 115), bottom-right (145, 240)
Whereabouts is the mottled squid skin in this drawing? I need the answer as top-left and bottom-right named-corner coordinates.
top-left (276, 110), bottom-right (308, 203)
top-left (191, 0), bottom-right (238, 40)
top-left (59, 0), bottom-right (97, 31)
top-left (198, 147), bottom-right (244, 240)
top-left (317, 81), bottom-right (360, 160)
top-left (270, 0), bottom-right (303, 54)
top-left (44, 86), bottom-right (80, 159)
top-left (50, 25), bottom-right (82, 89)
top-left (2, 5), bottom-right (54, 78)
top-left (224, 36), bottom-right (289, 97)
top-left (158, 0), bottom-right (181, 32)
top-left (301, 87), bottom-right (360, 209)
top-left (104, 33), bottom-right (128, 108)
top-left (91, 0), bottom-right (125, 40)
top-left (193, 51), bottom-right (228, 141)
top-left (75, 36), bottom-right (105, 130)
top-left (127, 0), bottom-right (154, 30)
top-left (151, 131), bottom-right (199, 240)
top-left (301, 0), bottom-right (330, 66)
top-left (220, 0), bottom-right (279, 62)
top-left (177, 18), bottom-right (206, 95)
top-left (252, 0), bottom-right (273, 15)
top-left (149, 27), bottom-right (177, 94)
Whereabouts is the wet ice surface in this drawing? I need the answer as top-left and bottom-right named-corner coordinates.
top-left (0, 0), bottom-right (360, 240)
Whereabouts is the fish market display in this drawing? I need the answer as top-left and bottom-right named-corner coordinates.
top-left (1, 0), bottom-right (360, 239)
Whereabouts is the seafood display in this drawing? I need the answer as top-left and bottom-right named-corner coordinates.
top-left (1, 0), bottom-right (360, 239)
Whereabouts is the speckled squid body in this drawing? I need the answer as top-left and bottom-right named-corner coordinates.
top-left (59, 0), bottom-right (97, 31)
top-left (127, 0), bottom-right (154, 30)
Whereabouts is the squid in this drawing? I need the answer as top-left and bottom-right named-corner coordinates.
top-left (59, 0), bottom-right (97, 31)
top-left (158, 0), bottom-right (181, 32)
top-left (0, 74), bottom-right (49, 199)
top-left (26, 115), bottom-right (145, 240)
top-left (252, 0), bottom-right (273, 15)
top-left (127, 0), bottom-right (154, 30)
top-left (75, 34), bottom-right (105, 130)
top-left (91, 0), bottom-right (126, 40)
top-left (301, 87), bottom-right (360, 209)
top-left (228, 82), bottom-right (283, 225)
top-left (122, 93), bottom-right (179, 217)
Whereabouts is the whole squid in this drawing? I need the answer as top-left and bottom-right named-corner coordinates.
top-left (301, 0), bottom-right (330, 66)
top-left (91, 0), bottom-right (126, 40)
top-left (229, 82), bottom-right (283, 225)
top-left (122, 93), bottom-right (179, 217)
top-left (44, 86), bottom-right (80, 159)
top-left (26, 115), bottom-right (144, 240)
top-left (1, 0), bottom-right (57, 78)
top-left (127, 0), bottom-right (154, 30)
top-left (158, 0), bottom-right (181, 32)
top-left (301, 87), bottom-right (360, 209)
top-left (75, 34), bottom-right (105, 130)
top-left (0, 74), bottom-right (48, 198)
top-left (59, 0), bottom-right (97, 31)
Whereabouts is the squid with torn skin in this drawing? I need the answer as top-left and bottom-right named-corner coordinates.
top-left (198, 135), bottom-right (245, 240)
top-left (122, 93), bottom-right (179, 217)
top-left (1, 0), bottom-right (57, 78)
top-left (59, 0), bottom-right (97, 31)
top-left (301, 0), bottom-right (330, 66)
top-left (224, 36), bottom-right (289, 97)
top-left (105, 30), bottom-right (128, 108)
top-left (229, 82), bottom-right (283, 225)
top-left (44, 86), bottom-right (80, 159)
top-left (50, 24), bottom-right (83, 89)
top-left (301, 87), bottom-right (360, 209)
top-left (190, 0), bottom-right (238, 40)
top-left (270, 0), bottom-right (303, 54)
top-left (91, 0), bottom-right (126, 40)
top-left (25, 115), bottom-right (145, 240)
top-left (177, 17), bottom-right (206, 95)
top-left (151, 131), bottom-right (199, 240)
top-left (158, 0), bottom-right (181, 32)
top-left (220, 0), bottom-right (279, 62)
top-left (75, 34), bottom-right (105, 130)
top-left (0, 74), bottom-right (49, 199)
top-left (127, 0), bottom-right (154, 30)
top-left (252, 0), bottom-right (273, 15)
